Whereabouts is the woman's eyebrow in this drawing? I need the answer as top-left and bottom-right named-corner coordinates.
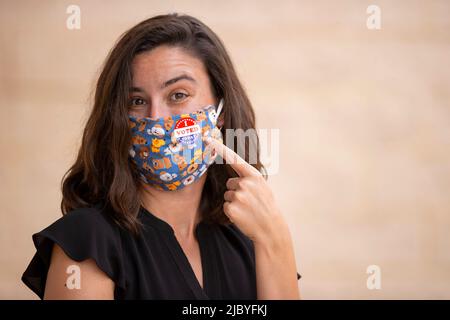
top-left (161, 74), bottom-right (196, 89)
top-left (130, 86), bottom-right (145, 93)
top-left (129, 74), bottom-right (196, 93)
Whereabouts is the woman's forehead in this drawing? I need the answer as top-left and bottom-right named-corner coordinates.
top-left (131, 46), bottom-right (208, 86)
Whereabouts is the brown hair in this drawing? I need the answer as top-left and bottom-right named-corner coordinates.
top-left (61, 13), bottom-right (266, 236)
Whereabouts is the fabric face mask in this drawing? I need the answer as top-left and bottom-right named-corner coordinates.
top-left (128, 99), bottom-right (224, 191)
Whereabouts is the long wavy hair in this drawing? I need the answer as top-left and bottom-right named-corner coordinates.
top-left (61, 13), bottom-right (266, 236)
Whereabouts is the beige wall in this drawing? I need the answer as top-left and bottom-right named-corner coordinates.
top-left (1, 0), bottom-right (449, 299)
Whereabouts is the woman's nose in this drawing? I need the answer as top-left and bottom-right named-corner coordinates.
top-left (147, 101), bottom-right (172, 119)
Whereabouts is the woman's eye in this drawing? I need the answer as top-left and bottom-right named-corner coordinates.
top-left (130, 98), bottom-right (147, 106)
top-left (170, 92), bottom-right (188, 102)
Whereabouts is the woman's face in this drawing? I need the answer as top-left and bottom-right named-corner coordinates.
top-left (129, 45), bottom-right (217, 119)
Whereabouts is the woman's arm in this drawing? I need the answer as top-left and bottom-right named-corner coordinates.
top-left (206, 137), bottom-right (301, 299)
top-left (253, 220), bottom-right (300, 299)
top-left (44, 244), bottom-right (114, 300)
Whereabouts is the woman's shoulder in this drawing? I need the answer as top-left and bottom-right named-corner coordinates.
top-left (56, 205), bottom-right (116, 227)
top-left (51, 206), bottom-right (118, 231)
top-left (34, 206), bottom-right (121, 248)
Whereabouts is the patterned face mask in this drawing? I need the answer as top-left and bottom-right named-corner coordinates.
top-left (128, 99), bottom-right (224, 191)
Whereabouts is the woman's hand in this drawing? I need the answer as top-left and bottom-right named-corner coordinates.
top-left (205, 137), bottom-right (288, 245)
top-left (205, 137), bottom-right (300, 299)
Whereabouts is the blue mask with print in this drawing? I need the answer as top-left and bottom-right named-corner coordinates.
top-left (128, 99), bottom-right (223, 191)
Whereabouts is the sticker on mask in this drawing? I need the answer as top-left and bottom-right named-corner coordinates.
top-left (173, 117), bottom-right (201, 146)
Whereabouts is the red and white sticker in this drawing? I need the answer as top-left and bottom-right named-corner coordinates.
top-left (173, 117), bottom-right (200, 145)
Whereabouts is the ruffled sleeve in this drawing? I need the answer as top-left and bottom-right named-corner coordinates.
top-left (21, 207), bottom-right (126, 299)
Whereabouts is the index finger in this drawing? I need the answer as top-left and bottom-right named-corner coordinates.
top-left (204, 137), bottom-right (262, 177)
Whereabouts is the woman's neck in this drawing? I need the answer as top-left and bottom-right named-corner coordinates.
top-left (138, 174), bottom-right (207, 240)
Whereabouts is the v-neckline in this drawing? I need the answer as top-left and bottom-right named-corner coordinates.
top-left (139, 207), bottom-right (213, 299)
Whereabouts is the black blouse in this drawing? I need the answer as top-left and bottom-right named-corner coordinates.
top-left (22, 206), bottom-right (300, 299)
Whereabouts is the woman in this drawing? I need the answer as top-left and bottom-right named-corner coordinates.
top-left (22, 13), bottom-right (301, 300)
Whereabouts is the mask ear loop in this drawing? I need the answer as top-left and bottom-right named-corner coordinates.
top-left (216, 98), bottom-right (224, 129)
